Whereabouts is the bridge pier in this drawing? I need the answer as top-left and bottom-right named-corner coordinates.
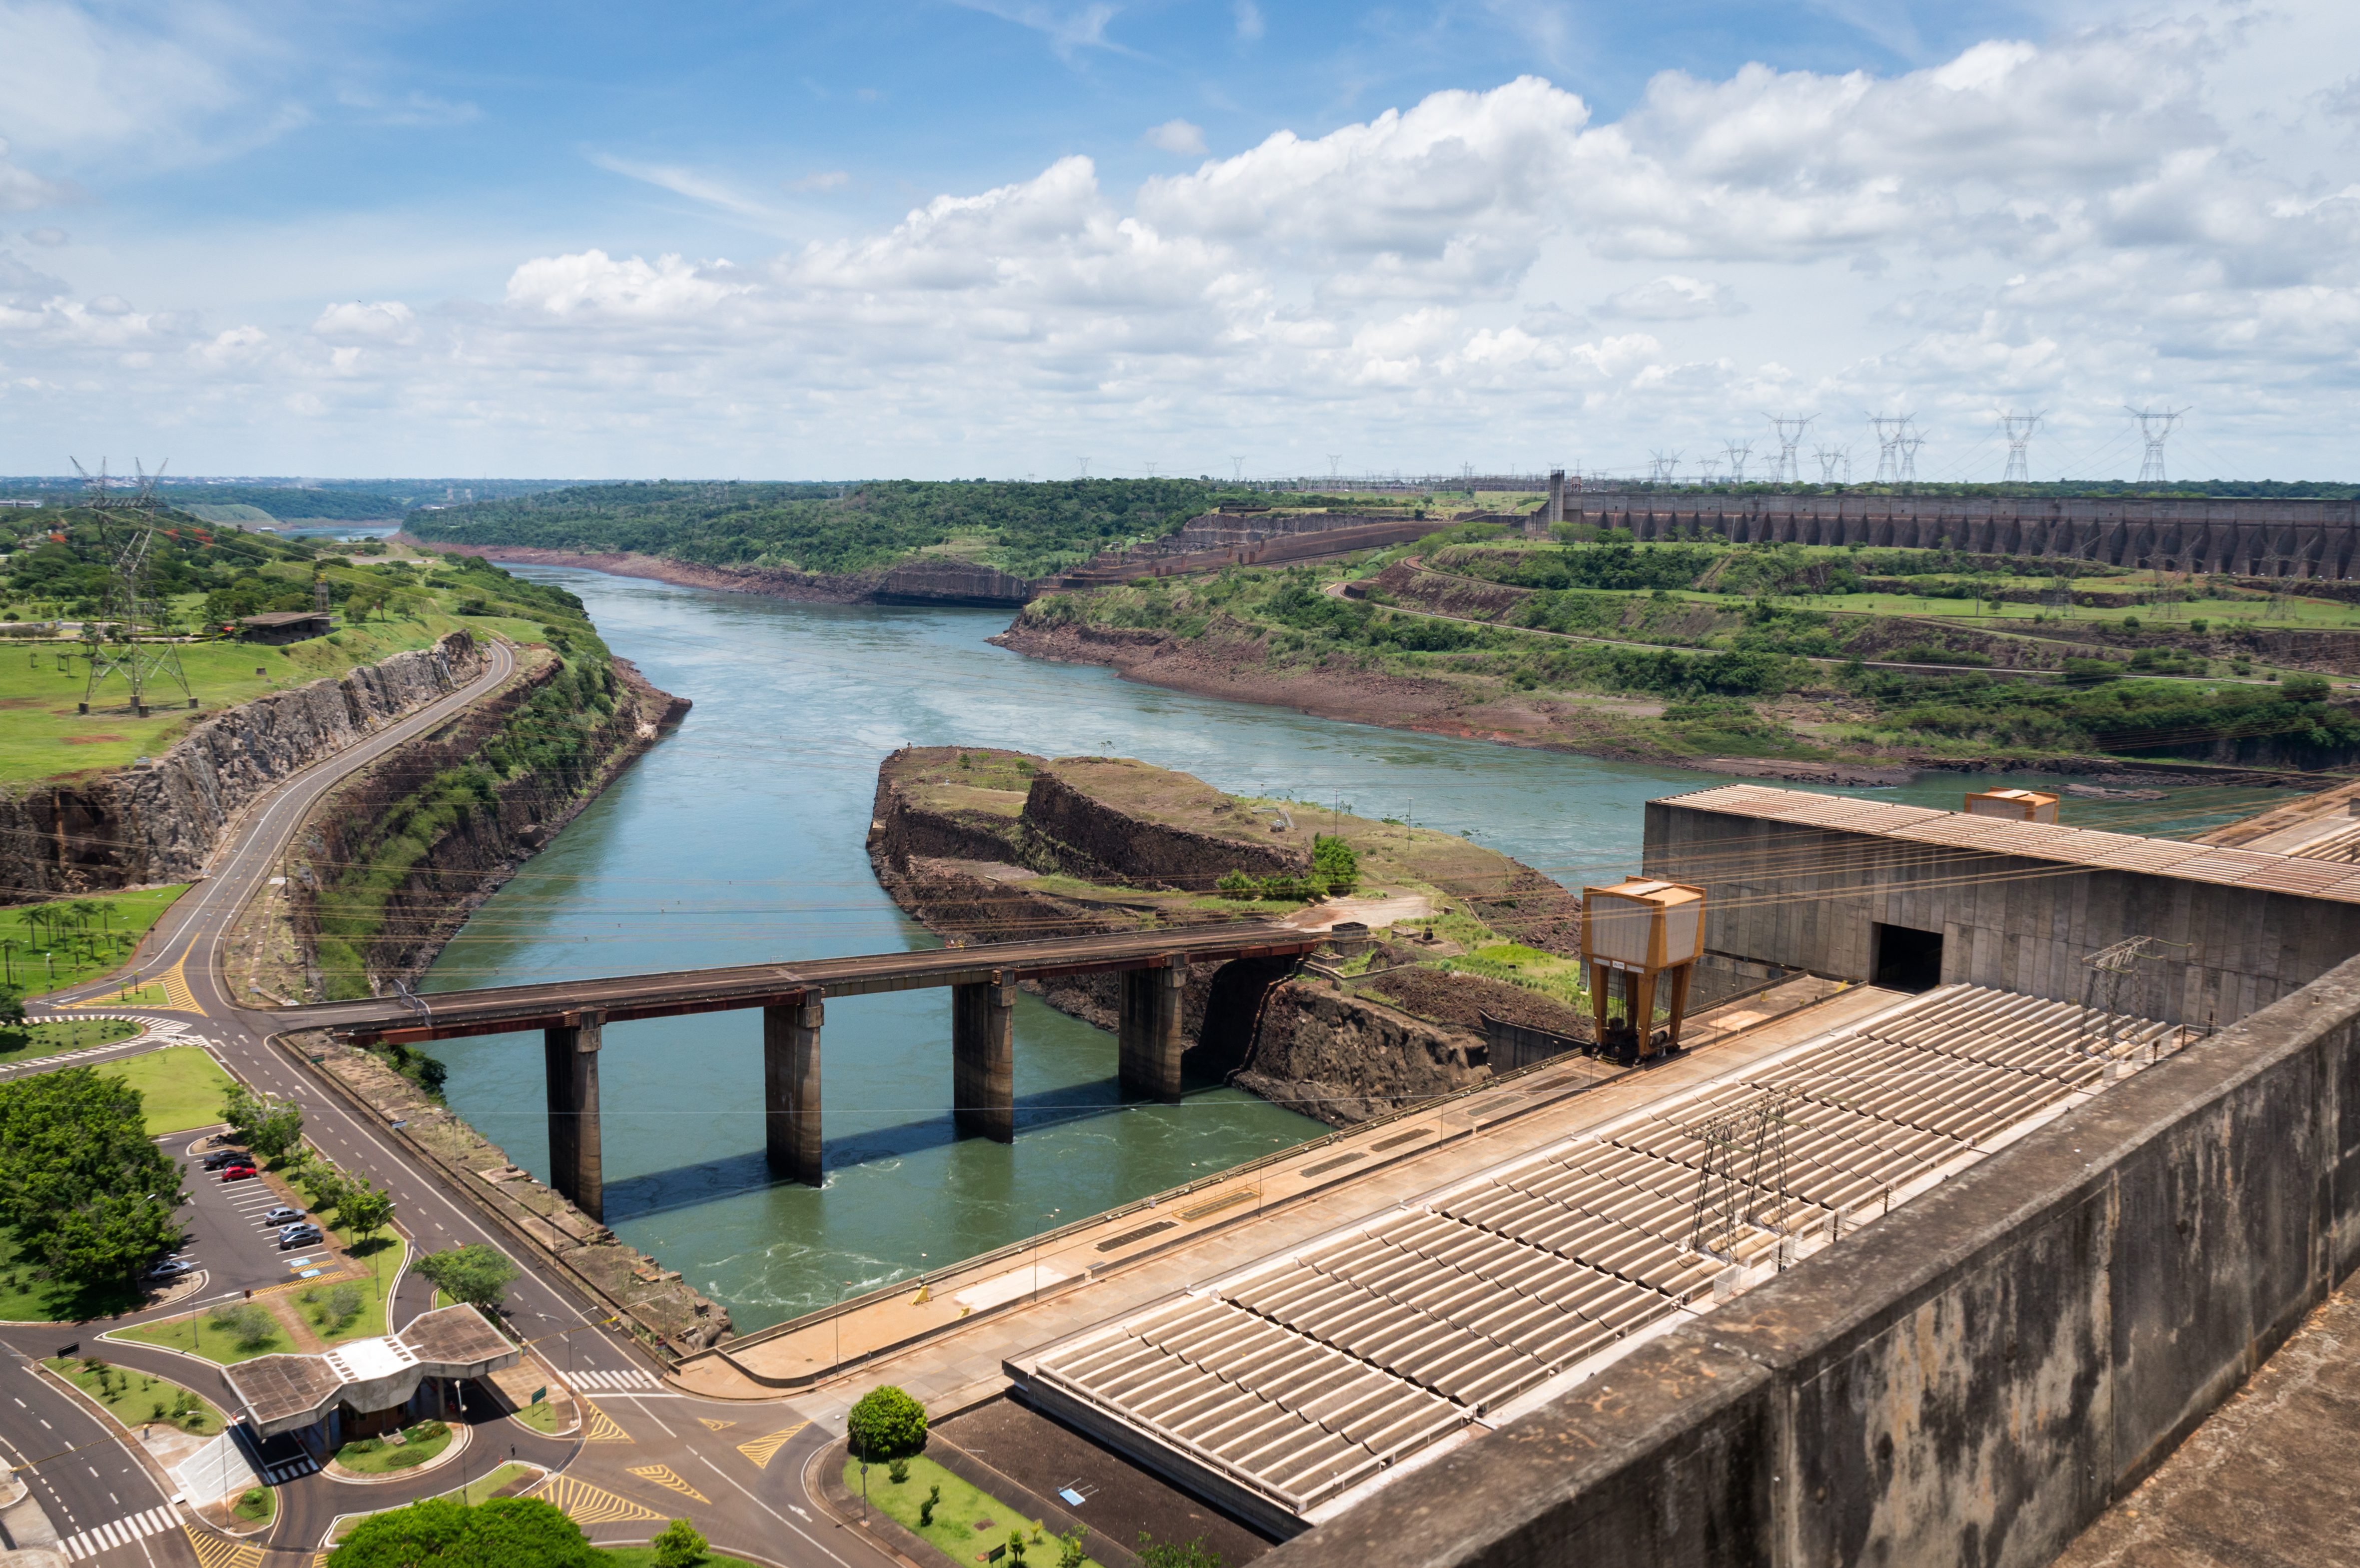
top-left (544, 1011), bottom-right (604, 1221)
top-left (764, 992), bottom-right (825, 1187)
top-left (1119, 958), bottom-right (1187, 1103)
top-left (953, 973), bottom-right (1016, 1142)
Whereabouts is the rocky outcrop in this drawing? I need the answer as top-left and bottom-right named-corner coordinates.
top-left (1234, 984), bottom-right (1490, 1126)
top-left (1021, 763), bottom-right (1307, 891)
top-left (0, 632), bottom-right (488, 901)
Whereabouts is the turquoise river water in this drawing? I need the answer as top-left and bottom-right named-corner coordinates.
top-left (418, 566), bottom-right (2286, 1330)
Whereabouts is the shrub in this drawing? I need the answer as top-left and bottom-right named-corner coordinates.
top-left (407, 1419), bottom-right (449, 1442)
top-left (1137, 1534), bottom-right (1226, 1568)
top-left (887, 1457), bottom-right (910, 1485)
top-left (2062, 658), bottom-right (2122, 685)
top-left (653, 1517), bottom-right (709, 1568)
top-left (920, 1484), bottom-right (940, 1527)
top-left (846, 1385), bottom-right (927, 1461)
top-left (1215, 869), bottom-right (1255, 897)
top-left (1311, 835), bottom-right (1359, 897)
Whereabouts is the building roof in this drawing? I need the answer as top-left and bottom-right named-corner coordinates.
top-left (1658, 784), bottom-right (2360, 903)
top-left (222, 1304), bottom-right (520, 1436)
top-left (238, 610), bottom-right (330, 627)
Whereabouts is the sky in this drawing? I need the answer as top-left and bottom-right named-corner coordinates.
top-left (1, 0), bottom-right (2358, 483)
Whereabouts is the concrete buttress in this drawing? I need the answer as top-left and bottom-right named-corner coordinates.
top-left (953, 973), bottom-right (1016, 1142)
top-left (764, 993), bottom-right (825, 1186)
top-left (1120, 958), bottom-right (1187, 1103)
top-left (544, 1011), bottom-right (604, 1221)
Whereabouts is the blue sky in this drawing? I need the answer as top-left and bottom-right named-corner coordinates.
top-left (3, 0), bottom-right (2358, 480)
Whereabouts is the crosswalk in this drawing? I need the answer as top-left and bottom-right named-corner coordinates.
top-left (262, 1455), bottom-right (318, 1484)
top-left (59, 1504), bottom-right (178, 1559)
top-left (570, 1368), bottom-right (661, 1392)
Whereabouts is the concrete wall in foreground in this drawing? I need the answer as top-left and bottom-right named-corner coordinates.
top-left (1642, 800), bottom-right (2360, 1027)
top-left (1261, 952), bottom-right (2360, 1568)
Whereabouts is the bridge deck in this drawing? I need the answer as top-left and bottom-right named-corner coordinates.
top-left (259, 922), bottom-right (1321, 1044)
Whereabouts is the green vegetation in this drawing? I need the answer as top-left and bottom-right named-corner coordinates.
top-left (336, 1418), bottom-right (454, 1474)
top-left (43, 1356), bottom-right (223, 1434)
top-left (852, 1453), bottom-right (1104, 1568)
top-left (650, 1519), bottom-right (708, 1568)
top-left (115, 1299), bottom-right (292, 1365)
top-left (328, 1496), bottom-right (596, 1566)
top-left (1137, 1537), bottom-right (1227, 1568)
top-left (232, 1486), bottom-right (274, 1524)
top-left (0, 1064), bottom-right (183, 1297)
top-left (221, 1081), bottom-right (303, 1159)
top-left (297, 1280), bottom-right (386, 1343)
top-left (512, 1394), bottom-right (565, 1434)
top-left (847, 1384), bottom-right (927, 1460)
top-left (108, 1046), bottom-right (237, 1134)
top-left (0, 886), bottom-right (187, 995)
top-left (416, 1243), bottom-right (520, 1313)
top-left (403, 478), bottom-right (1225, 579)
top-left (0, 1017), bottom-right (138, 1064)
top-left (452, 1462), bottom-right (537, 1507)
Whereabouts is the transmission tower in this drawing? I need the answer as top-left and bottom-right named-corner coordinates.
top-left (1687, 1087), bottom-right (1796, 1264)
top-left (1077, 457), bottom-right (1091, 479)
top-left (1814, 445), bottom-right (1850, 485)
top-left (2125, 406), bottom-right (2190, 485)
top-left (1767, 415), bottom-right (1814, 484)
top-left (1896, 431), bottom-right (1926, 484)
top-left (1722, 439), bottom-right (1753, 485)
top-left (1648, 450), bottom-right (1682, 486)
top-left (1999, 410), bottom-right (2045, 484)
top-left (1696, 457), bottom-right (1722, 487)
top-left (1868, 413), bottom-right (1913, 484)
top-left (1229, 456), bottom-right (1244, 482)
top-left (75, 458), bottom-right (191, 717)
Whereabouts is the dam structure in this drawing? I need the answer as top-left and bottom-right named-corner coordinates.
top-left (1577, 492), bottom-right (2360, 577)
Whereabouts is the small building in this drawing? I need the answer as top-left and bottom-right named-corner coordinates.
top-left (237, 610), bottom-right (331, 644)
top-left (1964, 787), bottom-right (2061, 824)
top-left (221, 1304), bottom-right (519, 1457)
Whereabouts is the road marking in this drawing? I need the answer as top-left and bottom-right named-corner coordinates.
top-left (570, 1368), bottom-right (661, 1392)
top-left (580, 1401), bottom-right (633, 1443)
top-left (528, 1475), bottom-right (664, 1524)
top-left (687, 1450), bottom-right (858, 1568)
top-left (696, 1418), bottom-right (735, 1431)
top-left (624, 1464), bottom-right (709, 1503)
top-left (735, 1423), bottom-right (809, 1470)
top-left (179, 1526), bottom-right (263, 1568)
top-left (263, 1455), bottom-right (317, 1483)
top-left (58, 1505), bottom-right (176, 1559)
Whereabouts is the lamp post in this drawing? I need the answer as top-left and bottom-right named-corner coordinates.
top-left (1034, 1210), bottom-right (1060, 1304)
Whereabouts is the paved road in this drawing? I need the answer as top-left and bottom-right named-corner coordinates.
top-left (5, 638), bottom-right (895, 1567)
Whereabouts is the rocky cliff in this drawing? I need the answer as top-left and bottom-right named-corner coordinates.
top-left (410, 538), bottom-right (1037, 608)
top-left (0, 632), bottom-right (488, 900)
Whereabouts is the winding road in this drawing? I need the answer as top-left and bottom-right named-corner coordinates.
top-left (0, 636), bottom-right (890, 1568)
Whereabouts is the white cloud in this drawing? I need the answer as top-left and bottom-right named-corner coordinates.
top-left (0, 139), bottom-right (76, 211)
top-left (11, 16), bottom-right (2360, 479)
top-left (1233, 0), bottom-right (1263, 42)
top-left (948, 0), bottom-right (1124, 59)
top-left (1601, 274), bottom-right (1745, 319)
top-left (1144, 119), bottom-right (1207, 156)
top-left (22, 226), bottom-right (66, 246)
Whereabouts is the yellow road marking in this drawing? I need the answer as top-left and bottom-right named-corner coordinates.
top-left (62, 953), bottom-right (197, 1011)
top-left (529, 1474), bottom-right (665, 1524)
top-left (736, 1422), bottom-right (810, 1469)
top-left (696, 1418), bottom-right (736, 1431)
top-left (582, 1399), bottom-right (633, 1443)
top-left (626, 1463), bottom-right (710, 1503)
top-left (181, 1527), bottom-right (263, 1568)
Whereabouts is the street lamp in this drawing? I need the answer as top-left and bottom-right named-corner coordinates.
top-left (1034, 1210), bottom-right (1060, 1304)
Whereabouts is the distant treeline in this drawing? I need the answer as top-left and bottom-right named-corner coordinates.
top-left (0, 480), bottom-right (577, 520)
top-left (402, 479), bottom-right (1232, 578)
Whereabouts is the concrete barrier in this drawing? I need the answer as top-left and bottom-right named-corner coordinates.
top-left (1263, 950), bottom-right (2360, 1568)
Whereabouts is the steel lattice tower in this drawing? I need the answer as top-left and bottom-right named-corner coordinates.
top-left (1896, 431), bottom-right (1926, 483)
top-left (1868, 413), bottom-right (1913, 484)
top-left (1814, 445), bottom-right (1849, 484)
top-left (2124, 406), bottom-right (2190, 485)
top-left (72, 458), bottom-right (192, 717)
top-left (1767, 414), bottom-right (1814, 484)
top-left (1999, 410), bottom-right (2045, 483)
top-left (1722, 439), bottom-right (1753, 485)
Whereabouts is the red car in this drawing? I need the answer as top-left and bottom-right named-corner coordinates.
top-left (219, 1165), bottom-right (258, 1183)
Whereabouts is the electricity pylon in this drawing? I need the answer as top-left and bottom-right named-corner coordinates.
top-left (73, 457), bottom-right (191, 717)
top-left (1723, 439), bottom-right (1753, 485)
top-left (1999, 410), bottom-right (2044, 483)
top-left (1767, 414), bottom-right (1814, 484)
top-left (1868, 414), bottom-right (1913, 484)
top-left (2125, 406), bottom-right (2190, 485)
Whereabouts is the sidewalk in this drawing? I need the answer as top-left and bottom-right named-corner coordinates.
top-left (690, 980), bottom-right (1899, 1424)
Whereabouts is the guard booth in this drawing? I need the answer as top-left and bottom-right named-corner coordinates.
top-left (1964, 788), bottom-right (2059, 823)
top-left (1582, 877), bottom-right (1706, 1064)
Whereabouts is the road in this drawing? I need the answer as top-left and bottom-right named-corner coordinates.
top-left (3, 637), bottom-right (895, 1568)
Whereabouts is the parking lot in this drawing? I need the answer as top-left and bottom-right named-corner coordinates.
top-left (167, 1132), bottom-right (338, 1297)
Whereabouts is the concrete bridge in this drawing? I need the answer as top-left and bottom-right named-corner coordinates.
top-left (265, 922), bottom-right (1322, 1219)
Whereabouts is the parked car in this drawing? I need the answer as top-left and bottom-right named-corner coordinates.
top-left (220, 1165), bottom-right (258, 1183)
top-left (276, 1224), bottom-right (323, 1250)
top-left (200, 1149), bottom-right (246, 1171)
top-left (142, 1258), bottom-right (194, 1279)
top-left (260, 1206), bottom-right (303, 1225)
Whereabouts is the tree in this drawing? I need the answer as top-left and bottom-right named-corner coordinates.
top-left (1310, 835), bottom-right (1359, 897)
top-left (1136, 1536), bottom-right (1225, 1568)
top-left (846, 1385), bottom-right (927, 1461)
top-left (0, 983), bottom-right (23, 1028)
top-left (651, 1517), bottom-right (708, 1568)
top-left (339, 1180), bottom-right (395, 1252)
top-left (220, 1084), bottom-right (303, 1161)
top-left (0, 1067), bottom-right (183, 1289)
top-left (415, 1244), bottom-right (520, 1314)
top-left (294, 1161), bottom-right (351, 1215)
top-left (328, 1496), bottom-right (597, 1568)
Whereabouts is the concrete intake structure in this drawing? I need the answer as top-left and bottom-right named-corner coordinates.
top-left (282, 924), bottom-right (1320, 1215)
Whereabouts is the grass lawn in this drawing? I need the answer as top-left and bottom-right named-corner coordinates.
top-left (594, 1548), bottom-right (765, 1567)
top-left (42, 1356), bottom-right (225, 1435)
top-left (113, 1302), bottom-right (295, 1365)
top-left (292, 1275), bottom-right (392, 1345)
top-left (336, 1419), bottom-right (454, 1474)
top-left (0, 1017), bottom-right (138, 1063)
top-left (230, 1486), bottom-right (274, 1524)
top-left (105, 1046), bottom-right (235, 1134)
top-left (0, 885), bottom-right (188, 995)
top-left (851, 1454), bottom-right (1104, 1568)
top-left (452, 1462), bottom-right (539, 1507)
top-left (512, 1395), bottom-right (564, 1434)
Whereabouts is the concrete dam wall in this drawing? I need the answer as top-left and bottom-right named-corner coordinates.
top-left (1580, 491), bottom-right (2360, 578)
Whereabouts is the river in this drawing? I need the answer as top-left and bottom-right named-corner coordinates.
top-left (417, 566), bottom-right (2287, 1330)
